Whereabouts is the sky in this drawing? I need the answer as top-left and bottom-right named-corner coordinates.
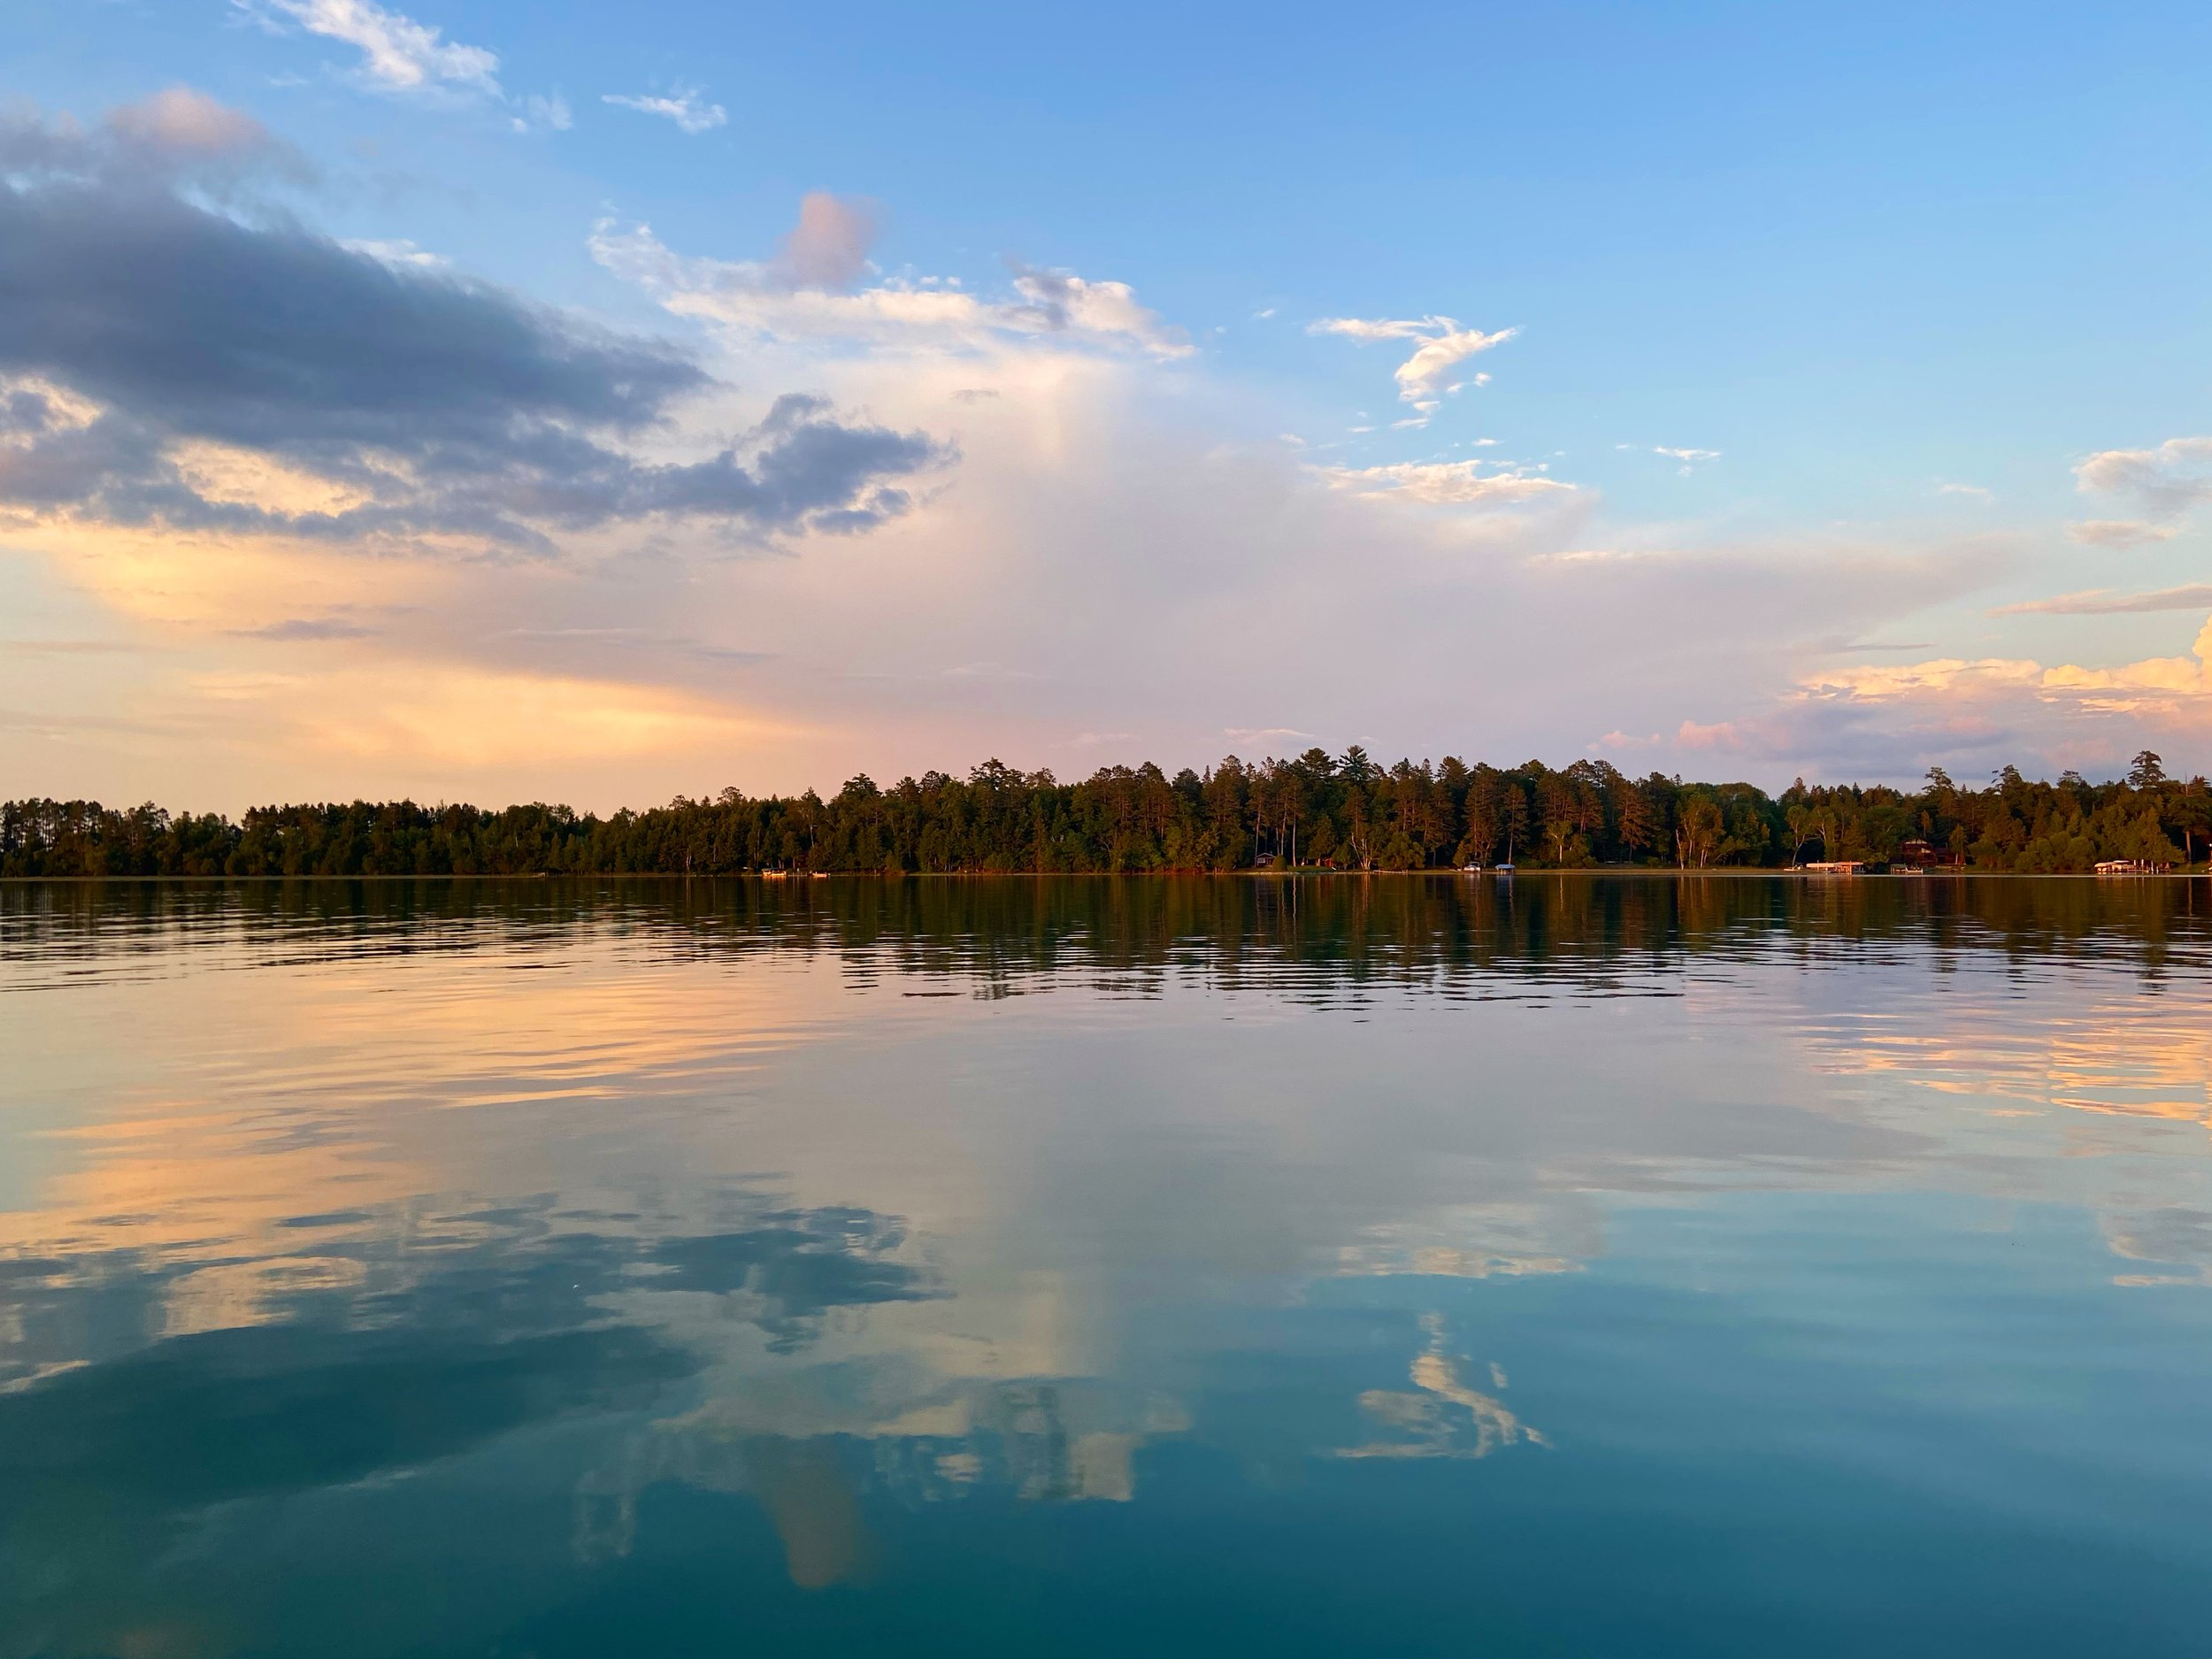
top-left (3, 0), bottom-right (2209, 810)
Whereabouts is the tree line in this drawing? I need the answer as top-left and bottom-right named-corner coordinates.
top-left (4, 748), bottom-right (2206, 878)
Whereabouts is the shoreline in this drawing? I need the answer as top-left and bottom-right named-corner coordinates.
top-left (4, 868), bottom-right (2205, 885)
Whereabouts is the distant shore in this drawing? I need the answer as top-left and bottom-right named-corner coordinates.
top-left (7, 753), bottom-right (2205, 879)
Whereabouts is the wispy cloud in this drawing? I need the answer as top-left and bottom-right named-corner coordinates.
top-left (228, 617), bottom-right (379, 641)
top-left (1313, 459), bottom-right (1574, 508)
top-left (603, 85), bottom-right (727, 134)
top-left (241, 0), bottom-right (568, 128)
top-left (1309, 314), bottom-right (1516, 407)
top-left (243, 0), bottom-right (500, 94)
top-left (2068, 518), bottom-right (2178, 547)
top-left (1653, 445), bottom-right (1718, 475)
top-left (1991, 584), bottom-right (2212, 618)
top-left (340, 236), bottom-right (445, 267)
top-left (591, 198), bottom-right (1191, 357)
top-left (1937, 481), bottom-right (1993, 501)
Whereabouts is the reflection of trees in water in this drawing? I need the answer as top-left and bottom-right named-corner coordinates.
top-left (8, 874), bottom-right (2208, 999)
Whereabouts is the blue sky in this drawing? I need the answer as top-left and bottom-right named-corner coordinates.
top-left (3, 1), bottom-right (2208, 805)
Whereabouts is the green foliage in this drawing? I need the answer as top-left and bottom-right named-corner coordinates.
top-left (4, 755), bottom-right (2206, 876)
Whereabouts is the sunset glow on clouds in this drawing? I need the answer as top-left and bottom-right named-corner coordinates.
top-left (3, 4), bottom-right (2209, 806)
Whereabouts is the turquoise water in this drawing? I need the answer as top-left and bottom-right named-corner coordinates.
top-left (3, 875), bottom-right (2210, 1656)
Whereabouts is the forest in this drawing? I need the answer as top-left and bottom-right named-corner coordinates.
top-left (3, 749), bottom-right (2206, 878)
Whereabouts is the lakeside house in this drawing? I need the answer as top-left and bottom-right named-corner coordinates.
top-left (2096, 859), bottom-right (2174, 875)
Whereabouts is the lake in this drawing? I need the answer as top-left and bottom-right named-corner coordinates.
top-left (4, 874), bottom-right (2211, 1656)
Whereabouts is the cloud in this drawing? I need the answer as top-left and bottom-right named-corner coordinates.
top-left (0, 87), bottom-right (309, 190)
top-left (1992, 584), bottom-right (2212, 618)
top-left (242, 0), bottom-right (567, 128)
top-left (1004, 261), bottom-right (1191, 356)
top-left (2067, 519), bottom-right (2178, 547)
top-left (1937, 481), bottom-right (1993, 501)
top-left (589, 204), bottom-right (1190, 357)
top-left (2074, 435), bottom-right (2212, 520)
top-left (340, 236), bottom-right (446, 267)
top-left (228, 616), bottom-right (379, 640)
top-left (777, 192), bottom-right (876, 288)
top-left (1801, 657), bottom-right (2047, 701)
top-left (514, 93), bottom-right (572, 134)
top-left (104, 85), bottom-right (272, 160)
top-left (603, 85), bottom-right (727, 135)
top-left (1651, 445), bottom-right (1719, 477)
top-left (0, 99), bottom-right (945, 553)
top-left (1313, 460), bottom-right (1577, 508)
top-left (1309, 314), bottom-right (1516, 404)
top-left (1803, 613), bottom-right (2212, 732)
top-left (245, 0), bottom-right (501, 96)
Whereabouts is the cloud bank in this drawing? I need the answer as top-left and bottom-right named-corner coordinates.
top-left (0, 100), bottom-right (942, 553)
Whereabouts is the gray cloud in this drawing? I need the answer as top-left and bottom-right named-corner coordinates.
top-left (0, 96), bottom-right (947, 551)
top-left (228, 617), bottom-right (380, 641)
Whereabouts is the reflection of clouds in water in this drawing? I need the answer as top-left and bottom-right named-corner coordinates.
top-left (571, 1377), bottom-right (1183, 1587)
top-left (1340, 1313), bottom-right (1548, 1462)
top-left (0, 1187), bottom-right (938, 1390)
top-left (6, 877), bottom-right (2212, 1636)
top-left (2104, 1208), bottom-right (2212, 1287)
top-left (1334, 1200), bottom-right (1599, 1283)
top-left (1767, 975), bottom-right (2212, 1288)
top-left (1796, 1002), bottom-right (2212, 1130)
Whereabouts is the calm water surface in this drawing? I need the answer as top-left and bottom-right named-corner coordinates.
top-left (4, 875), bottom-right (2211, 1656)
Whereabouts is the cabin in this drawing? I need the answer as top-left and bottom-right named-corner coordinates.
top-left (1802, 860), bottom-right (1866, 875)
top-left (2096, 859), bottom-right (2172, 875)
top-left (1894, 838), bottom-right (1964, 871)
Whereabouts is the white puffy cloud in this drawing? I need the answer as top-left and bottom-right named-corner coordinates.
top-left (1309, 314), bottom-right (1516, 403)
top-left (603, 85), bottom-right (727, 134)
top-left (1787, 614), bottom-right (2212, 776)
top-left (2074, 435), bottom-right (2212, 520)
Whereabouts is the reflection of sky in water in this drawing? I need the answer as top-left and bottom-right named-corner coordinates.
top-left (3, 877), bottom-right (2211, 1655)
